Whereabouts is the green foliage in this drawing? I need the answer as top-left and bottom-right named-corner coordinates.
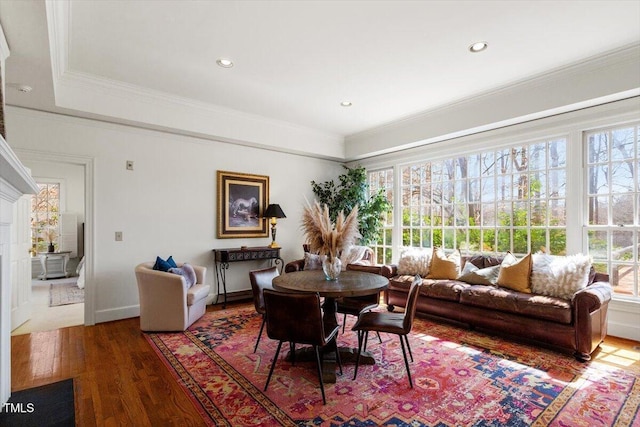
top-left (311, 165), bottom-right (391, 245)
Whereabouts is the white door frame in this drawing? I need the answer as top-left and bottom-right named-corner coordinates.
top-left (13, 149), bottom-right (95, 325)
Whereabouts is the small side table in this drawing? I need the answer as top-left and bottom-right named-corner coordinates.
top-left (37, 251), bottom-right (72, 280)
top-left (212, 246), bottom-right (283, 308)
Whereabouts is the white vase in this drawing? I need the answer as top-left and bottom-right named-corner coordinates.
top-left (322, 256), bottom-right (342, 281)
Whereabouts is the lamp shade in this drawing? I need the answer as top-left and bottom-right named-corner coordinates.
top-left (264, 204), bottom-right (286, 219)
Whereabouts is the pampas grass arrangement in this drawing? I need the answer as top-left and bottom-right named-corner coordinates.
top-left (301, 200), bottom-right (361, 261)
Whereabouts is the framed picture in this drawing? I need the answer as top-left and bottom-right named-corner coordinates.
top-left (217, 170), bottom-right (269, 238)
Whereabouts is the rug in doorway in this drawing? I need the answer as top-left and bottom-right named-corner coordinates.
top-left (146, 306), bottom-right (640, 426)
top-left (49, 281), bottom-right (84, 307)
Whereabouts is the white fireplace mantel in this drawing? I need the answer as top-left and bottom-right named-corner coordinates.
top-left (0, 134), bottom-right (39, 405)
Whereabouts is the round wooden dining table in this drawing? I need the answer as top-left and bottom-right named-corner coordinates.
top-left (272, 269), bottom-right (389, 383)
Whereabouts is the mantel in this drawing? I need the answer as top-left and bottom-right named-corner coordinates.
top-left (0, 135), bottom-right (39, 199)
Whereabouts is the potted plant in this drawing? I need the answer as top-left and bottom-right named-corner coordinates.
top-left (44, 228), bottom-right (57, 253)
top-left (311, 165), bottom-right (391, 246)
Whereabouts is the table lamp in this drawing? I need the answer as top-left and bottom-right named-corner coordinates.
top-left (264, 204), bottom-right (286, 248)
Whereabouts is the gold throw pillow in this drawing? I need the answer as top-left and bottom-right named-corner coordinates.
top-left (497, 252), bottom-right (532, 293)
top-left (426, 248), bottom-right (460, 280)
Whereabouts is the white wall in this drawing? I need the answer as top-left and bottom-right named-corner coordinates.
top-left (5, 106), bottom-right (344, 324)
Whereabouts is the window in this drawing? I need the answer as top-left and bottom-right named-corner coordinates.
top-left (398, 138), bottom-right (567, 255)
top-left (31, 182), bottom-right (60, 252)
top-left (368, 168), bottom-right (394, 264)
top-left (586, 122), bottom-right (639, 298)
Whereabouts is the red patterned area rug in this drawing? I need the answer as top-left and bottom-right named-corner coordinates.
top-left (145, 306), bottom-right (640, 426)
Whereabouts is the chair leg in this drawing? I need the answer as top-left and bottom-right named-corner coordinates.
top-left (290, 342), bottom-right (296, 365)
top-left (342, 313), bottom-right (348, 333)
top-left (253, 316), bottom-right (266, 353)
top-left (333, 337), bottom-right (343, 376)
top-left (403, 334), bottom-right (413, 362)
top-left (353, 330), bottom-right (367, 380)
top-left (376, 331), bottom-right (382, 343)
top-left (265, 340), bottom-right (283, 391)
top-left (398, 335), bottom-right (413, 388)
top-left (313, 346), bottom-right (327, 405)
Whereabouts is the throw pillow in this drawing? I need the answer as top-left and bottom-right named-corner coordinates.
top-left (169, 262), bottom-right (197, 288)
top-left (531, 253), bottom-right (592, 299)
top-left (397, 247), bottom-right (432, 276)
top-left (304, 252), bottom-right (323, 270)
top-left (153, 255), bottom-right (177, 272)
top-left (458, 262), bottom-right (500, 286)
top-left (426, 248), bottom-right (460, 280)
top-left (497, 252), bottom-right (532, 293)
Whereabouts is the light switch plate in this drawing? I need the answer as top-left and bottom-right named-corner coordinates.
top-left (115, 231), bottom-right (123, 241)
top-left (126, 160), bottom-right (134, 171)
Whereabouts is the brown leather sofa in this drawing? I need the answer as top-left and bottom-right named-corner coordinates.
top-left (354, 254), bottom-right (612, 362)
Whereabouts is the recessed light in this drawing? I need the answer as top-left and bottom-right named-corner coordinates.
top-left (216, 58), bottom-right (234, 68)
top-left (469, 41), bottom-right (488, 53)
top-left (340, 101), bottom-right (352, 107)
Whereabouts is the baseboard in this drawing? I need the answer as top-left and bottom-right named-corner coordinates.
top-left (212, 290), bottom-right (252, 305)
top-left (94, 304), bottom-right (140, 324)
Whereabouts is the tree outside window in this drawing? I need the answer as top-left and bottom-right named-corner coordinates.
top-left (31, 183), bottom-right (60, 253)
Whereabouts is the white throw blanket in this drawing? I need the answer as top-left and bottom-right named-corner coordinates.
top-left (339, 245), bottom-right (370, 270)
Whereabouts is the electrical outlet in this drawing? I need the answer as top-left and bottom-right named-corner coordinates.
top-left (126, 160), bottom-right (134, 171)
top-left (115, 231), bottom-right (123, 241)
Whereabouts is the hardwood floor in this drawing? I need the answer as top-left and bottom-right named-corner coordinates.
top-left (10, 301), bottom-right (640, 426)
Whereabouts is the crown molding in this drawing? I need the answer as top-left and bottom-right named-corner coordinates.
top-left (45, 0), bottom-right (345, 160)
top-left (345, 43), bottom-right (640, 160)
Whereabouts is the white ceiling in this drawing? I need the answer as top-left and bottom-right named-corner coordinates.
top-left (1, 0), bottom-right (639, 160)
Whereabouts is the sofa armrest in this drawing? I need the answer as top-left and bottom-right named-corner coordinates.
top-left (573, 281), bottom-right (612, 312)
top-left (285, 259), bottom-right (305, 273)
top-left (573, 281), bottom-right (612, 361)
top-left (346, 263), bottom-right (395, 278)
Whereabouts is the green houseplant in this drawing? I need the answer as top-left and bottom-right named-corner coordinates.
top-left (311, 165), bottom-right (391, 246)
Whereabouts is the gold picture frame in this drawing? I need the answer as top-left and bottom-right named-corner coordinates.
top-left (217, 170), bottom-right (269, 238)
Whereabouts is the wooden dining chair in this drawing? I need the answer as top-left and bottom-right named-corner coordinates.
top-left (249, 266), bottom-right (279, 353)
top-left (263, 289), bottom-right (342, 405)
top-left (352, 275), bottom-right (422, 388)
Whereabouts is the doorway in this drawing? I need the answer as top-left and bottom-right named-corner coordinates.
top-left (10, 151), bottom-right (93, 334)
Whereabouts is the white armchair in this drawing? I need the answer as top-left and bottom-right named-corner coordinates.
top-left (135, 262), bottom-right (210, 331)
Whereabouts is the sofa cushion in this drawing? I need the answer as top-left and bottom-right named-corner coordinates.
top-left (460, 285), bottom-right (571, 324)
top-left (458, 262), bottom-right (500, 286)
top-left (426, 248), bottom-right (461, 279)
top-left (397, 247), bottom-right (432, 276)
top-left (390, 275), bottom-right (467, 302)
top-left (497, 252), bottom-right (532, 293)
top-left (187, 283), bottom-right (210, 306)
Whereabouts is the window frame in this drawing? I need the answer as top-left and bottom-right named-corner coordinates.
top-left (359, 98), bottom-right (640, 303)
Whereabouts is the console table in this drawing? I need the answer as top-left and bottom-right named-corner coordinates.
top-left (37, 251), bottom-right (72, 280)
top-left (212, 246), bottom-right (283, 308)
